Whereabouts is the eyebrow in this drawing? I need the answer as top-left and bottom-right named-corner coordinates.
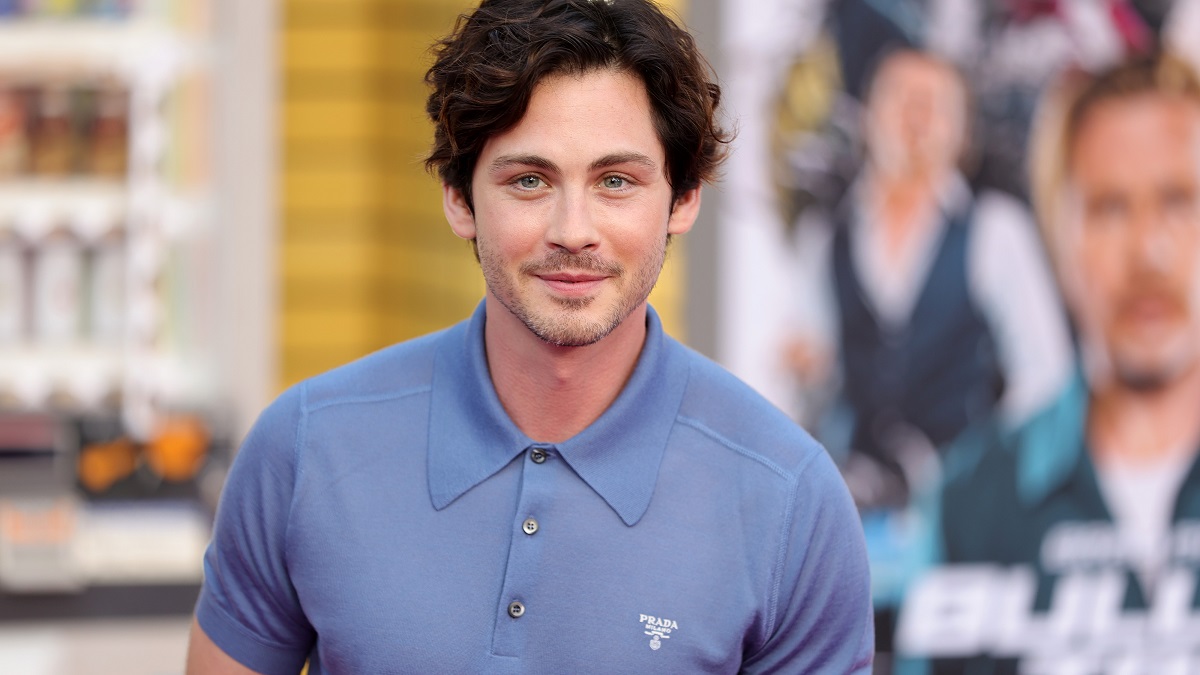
top-left (488, 154), bottom-right (560, 175)
top-left (588, 152), bottom-right (658, 172)
top-left (486, 152), bottom-right (659, 176)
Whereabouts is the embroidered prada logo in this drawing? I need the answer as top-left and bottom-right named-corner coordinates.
top-left (640, 613), bottom-right (678, 650)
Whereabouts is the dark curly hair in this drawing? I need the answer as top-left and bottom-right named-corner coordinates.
top-left (424, 0), bottom-right (731, 210)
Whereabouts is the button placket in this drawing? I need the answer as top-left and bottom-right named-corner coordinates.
top-left (491, 445), bottom-right (557, 657)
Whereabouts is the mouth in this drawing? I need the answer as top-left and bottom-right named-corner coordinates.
top-left (1117, 291), bottom-right (1186, 327)
top-left (1127, 298), bottom-right (1172, 317)
top-left (534, 271), bottom-right (610, 296)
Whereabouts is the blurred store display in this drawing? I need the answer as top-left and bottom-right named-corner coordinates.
top-left (0, 0), bottom-right (226, 620)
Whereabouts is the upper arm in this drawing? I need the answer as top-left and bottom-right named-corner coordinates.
top-left (193, 383), bottom-right (316, 675)
top-left (968, 193), bottom-right (1072, 425)
top-left (741, 451), bottom-right (875, 674)
top-left (187, 619), bottom-right (266, 675)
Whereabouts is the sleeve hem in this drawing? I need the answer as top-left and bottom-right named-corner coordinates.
top-left (196, 590), bottom-right (311, 675)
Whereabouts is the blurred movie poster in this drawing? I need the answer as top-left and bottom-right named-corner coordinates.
top-left (719, 0), bottom-right (1200, 671)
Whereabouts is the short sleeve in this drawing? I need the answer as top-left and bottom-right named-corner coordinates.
top-left (194, 383), bottom-right (315, 675)
top-left (742, 450), bottom-right (875, 674)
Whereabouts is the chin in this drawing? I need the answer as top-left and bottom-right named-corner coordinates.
top-left (1110, 343), bottom-right (1198, 392)
top-left (530, 320), bottom-right (614, 347)
top-left (522, 304), bottom-right (624, 347)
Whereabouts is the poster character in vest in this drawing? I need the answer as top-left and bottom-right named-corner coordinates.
top-left (898, 53), bottom-right (1200, 674)
top-left (184, 1), bottom-right (875, 673)
top-left (783, 46), bottom-right (1073, 616)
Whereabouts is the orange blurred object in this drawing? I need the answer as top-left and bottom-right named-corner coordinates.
top-left (144, 416), bottom-right (209, 482)
top-left (77, 436), bottom-right (138, 493)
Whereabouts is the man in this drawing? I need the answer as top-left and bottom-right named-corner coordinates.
top-left (898, 53), bottom-right (1200, 674)
top-left (783, 50), bottom-right (1072, 647)
top-left (786, 47), bottom-right (1072, 509)
top-left (186, 1), bottom-right (873, 673)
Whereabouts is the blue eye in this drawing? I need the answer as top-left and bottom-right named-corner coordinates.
top-left (517, 175), bottom-right (542, 189)
top-left (603, 176), bottom-right (626, 189)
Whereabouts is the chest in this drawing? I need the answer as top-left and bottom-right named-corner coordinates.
top-left (284, 450), bottom-right (777, 675)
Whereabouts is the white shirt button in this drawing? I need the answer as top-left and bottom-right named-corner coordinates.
top-left (522, 518), bottom-right (539, 535)
top-left (508, 601), bottom-right (525, 618)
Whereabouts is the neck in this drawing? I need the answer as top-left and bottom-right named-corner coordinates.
top-left (483, 294), bottom-right (649, 443)
top-left (867, 167), bottom-right (945, 245)
top-left (1089, 361), bottom-right (1200, 467)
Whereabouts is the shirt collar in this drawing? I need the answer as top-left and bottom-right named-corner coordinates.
top-left (426, 301), bottom-right (690, 526)
top-left (845, 169), bottom-right (972, 228)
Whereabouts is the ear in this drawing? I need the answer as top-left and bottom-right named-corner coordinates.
top-left (442, 184), bottom-right (477, 240)
top-left (667, 186), bottom-right (701, 236)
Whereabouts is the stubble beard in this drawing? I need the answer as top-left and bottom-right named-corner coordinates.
top-left (478, 239), bottom-right (667, 347)
top-left (1109, 336), bottom-right (1198, 392)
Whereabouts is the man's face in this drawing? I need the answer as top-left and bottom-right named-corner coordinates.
top-left (865, 52), bottom-right (966, 180)
top-left (1059, 94), bottom-right (1200, 389)
top-left (443, 68), bottom-right (699, 347)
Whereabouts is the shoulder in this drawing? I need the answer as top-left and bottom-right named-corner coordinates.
top-left (299, 323), bottom-right (457, 412)
top-left (677, 344), bottom-right (873, 672)
top-left (239, 323), bottom-right (458, 460)
top-left (230, 324), bottom-right (458, 470)
top-left (942, 421), bottom-right (1019, 516)
top-left (940, 386), bottom-right (1078, 561)
top-left (939, 422), bottom-right (1022, 562)
top-left (672, 339), bottom-right (833, 483)
top-left (968, 189), bottom-right (1042, 253)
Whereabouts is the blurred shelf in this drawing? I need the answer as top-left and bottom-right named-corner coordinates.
top-left (0, 346), bottom-right (121, 410)
top-left (0, 181), bottom-right (213, 240)
top-left (0, 21), bottom-right (207, 81)
top-left (0, 583), bottom-right (201, 622)
top-left (76, 501), bottom-right (208, 585)
top-left (0, 498), bottom-right (207, 601)
top-left (0, 180), bottom-right (125, 240)
top-left (0, 346), bottom-right (219, 415)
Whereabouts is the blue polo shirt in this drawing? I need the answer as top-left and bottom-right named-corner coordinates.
top-left (196, 303), bottom-right (873, 674)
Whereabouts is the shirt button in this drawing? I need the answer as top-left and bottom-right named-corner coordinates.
top-left (530, 448), bottom-right (547, 464)
top-left (522, 517), bottom-right (539, 535)
top-left (508, 601), bottom-right (525, 618)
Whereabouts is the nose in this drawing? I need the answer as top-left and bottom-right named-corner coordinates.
top-left (546, 189), bottom-right (600, 253)
top-left (1129, 209), bottom-right (1175, 274)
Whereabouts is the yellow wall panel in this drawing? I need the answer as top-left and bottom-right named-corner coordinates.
top-left (283, 30), bottom-right (381, 71)
top-left (283, 174), bottom-right (385, 212)
top-left (282, 238), bottom-right (380, 279)
top-left (284, 100), bottom-right (386, 140)
top-left (283, 309), bottom-right (378, 346)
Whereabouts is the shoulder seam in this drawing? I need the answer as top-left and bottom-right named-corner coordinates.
top-left (304, 385), bottom-right (432, 414)
top-left (675, 414), bottom-right (797, 481)
top-left (282, 381), bottom-right (310, 636)
top-left (764, 473), bottom-right (802, 640)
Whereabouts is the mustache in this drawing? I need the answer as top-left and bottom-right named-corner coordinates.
top-left (1116, 287), bottom-right (1188, 315)
top-left (520, 250), bottom-right (623, 277)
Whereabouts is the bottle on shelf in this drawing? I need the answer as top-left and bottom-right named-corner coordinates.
top-left (86, 224), bottom-right (123, 344)
top-left (31, 224), bottom-right (83, 344)
top-left (0, 84), bottom-right (28, 178)
top-left (79, 83), bottom-right (128, 178)
top-left (28, 84), bottom-right (73, 178)
top-left (0, 226), bottom-right (25, 344)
